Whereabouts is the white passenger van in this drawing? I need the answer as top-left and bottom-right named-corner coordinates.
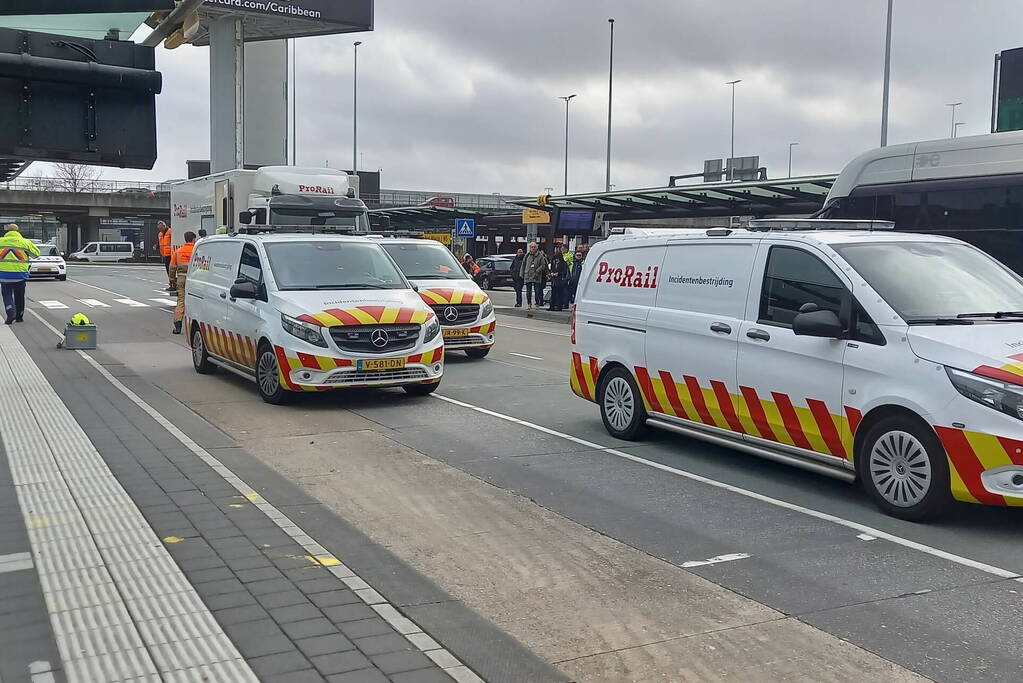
top-left (185, 226), bottom-right (443, 404)
top-left (821, 131), bottom-right (1023, 274)
top-left (572, 220), bottom-right (1023, 520)
top-left (69, 241), bottom-right (134, 262)
top-left (378, 239), bottom-right (496, 358)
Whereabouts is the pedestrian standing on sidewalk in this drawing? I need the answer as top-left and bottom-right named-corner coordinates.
top-left (170, 231), bottom-right (196, 335)
top-left (156, 221), bottom-right (175, 292)
top-left (520, 241), bottom-right (549, 316)
top-left (0, 223), bottom-right (40, 325)
top-left (510, 248), bottom-right (525, 308)
top-left (568, 246), bottom-right (586, 306)
top-left (548, 246), bottom-right (569, 311)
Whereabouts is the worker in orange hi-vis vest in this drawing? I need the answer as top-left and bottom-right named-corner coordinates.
top-left (156, 221), bottom-right (175, 292)
top-left (170, 231), bottom-right (196, 335)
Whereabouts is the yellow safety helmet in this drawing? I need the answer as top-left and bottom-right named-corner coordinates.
top-left (70, 313), bottom-right (91, 326)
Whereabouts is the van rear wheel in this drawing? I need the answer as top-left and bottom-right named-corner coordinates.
top-left (256, 343), bottom-right (291, 405)
top-left (857, 416), bottom-right (951, 521)
top-left (191, 326), bottom-right (215, 374)
top-left (598, 366), bottom-right (647, 441)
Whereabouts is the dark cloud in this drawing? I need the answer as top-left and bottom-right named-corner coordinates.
top-left (95, 0), bottom-right (1023, 196)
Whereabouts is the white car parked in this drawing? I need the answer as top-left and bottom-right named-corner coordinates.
top-left (29, 242), bottom-right (67, 280)
top-left (572, 219), bottom-right (1023, 520)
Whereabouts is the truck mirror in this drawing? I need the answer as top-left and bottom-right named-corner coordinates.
top-left (238, 211), bottom-right (251, 225)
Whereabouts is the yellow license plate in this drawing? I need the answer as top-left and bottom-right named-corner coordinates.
top-left (442, 328), bottom-right (470, 338)
top-left (38, 268), bottom-right (54, 273)
top-left (357, 358), bottom-right (406, 371)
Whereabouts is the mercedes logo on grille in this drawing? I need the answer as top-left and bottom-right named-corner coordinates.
top-left (443, 306), bottom-right (459, 322)
top-left (370, 329), bottom-right (389, 348)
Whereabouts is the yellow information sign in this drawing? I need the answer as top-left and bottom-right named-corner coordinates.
top-left (422, 232), bottom-right (452, 245)
top-left (522, 208), bottom-right (551, 224)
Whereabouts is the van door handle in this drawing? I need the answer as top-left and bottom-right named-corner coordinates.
top-left (220, 293), bottom-right (227, 299)
top-left (746, 328), bottom-right (771, 341)
top-left (710, 322), bottom-right (732, 335)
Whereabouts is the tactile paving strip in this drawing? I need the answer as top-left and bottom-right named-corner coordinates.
top-left (0, 326), bottom-right (257, 683)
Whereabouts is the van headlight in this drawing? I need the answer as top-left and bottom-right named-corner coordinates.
top-left (946, 367), bottom-right (1023, 421)
top-left (480, 299), bottom-right (493, 318)
top-left (281, 313), bottom-right (328, 348)
top-left (423, 316), bottom-right (440, 342)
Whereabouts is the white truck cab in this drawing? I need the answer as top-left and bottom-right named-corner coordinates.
top-left (572, 219), bottom-right (1023, 520)
top-left (378, 239), bottom-right (496, 358)
top-left (184, 227), bottom-right (443, 403)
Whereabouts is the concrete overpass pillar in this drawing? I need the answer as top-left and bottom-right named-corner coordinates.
top-left (210, 17), bottom-right (245, 173)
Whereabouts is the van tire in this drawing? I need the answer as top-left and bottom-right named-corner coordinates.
top-left (598, 366), bottom-right (648, 441)
top-left (404, 381), bottom-right (440, 396)
top-left (857, 416), bottom-right (952, 521)
top-left (191, 326), bottom-right (215, 375)
top-left (256, 342), bottom-right (292, 405)
top-left (465, 347), bottom-right (490, 359)
top-left (58, 274), bottom-right (67, 281)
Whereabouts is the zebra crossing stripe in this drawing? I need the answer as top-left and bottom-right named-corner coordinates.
top-left (38, 301), bottom-right (68, 310)
top-left (149, 298), bottom-right (177, 306)
top-left (76, 299), bottom-right (110, 308)
top-left (114, 298), bottom-right (148, 307)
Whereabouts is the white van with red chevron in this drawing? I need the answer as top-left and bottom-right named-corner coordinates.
top-left (572, 220), bottom-right (1023, 520)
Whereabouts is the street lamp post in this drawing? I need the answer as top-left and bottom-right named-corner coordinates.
top-left (954, 121), bottom-right (966, 138)
top-left (881, 0), bottom-right (893, 146)
top-left (947, 101), bottom-right (962, 138)
top-left (353, 41), bottom-right (362, 174)
top-left (605, 18), bottom-right (614, 193)
top-left (726, 79), bottom-right (741, 180)
top-left (787, 141), bottom-right (799, 178)
top-left (559, 94), bottom-right (577, 195)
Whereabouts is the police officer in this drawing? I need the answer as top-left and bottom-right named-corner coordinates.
top-left (170, 231), bottom-right (196, 335)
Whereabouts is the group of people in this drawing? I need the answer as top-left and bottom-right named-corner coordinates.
top-left (156, 221), bottom-right (197, 335)
top-left (509, 242), bottom-right (586, 315)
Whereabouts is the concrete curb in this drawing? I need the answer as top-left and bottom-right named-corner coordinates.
top-left (494, 307), bottom-right (570, 325)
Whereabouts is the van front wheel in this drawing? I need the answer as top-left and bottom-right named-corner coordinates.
top-left (598, 367), bottom-right (647, 441)
top-left (256, 343), bottom-right (291, 405)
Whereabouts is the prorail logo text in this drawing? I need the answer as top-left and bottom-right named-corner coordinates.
top-left (595, 262), bottom-right (659, 288)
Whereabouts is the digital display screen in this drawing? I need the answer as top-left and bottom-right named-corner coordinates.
top-left (556, 210), bottom-right (596, 234)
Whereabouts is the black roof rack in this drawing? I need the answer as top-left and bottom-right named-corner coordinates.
top-left (747, 219), bottom-right (895, 232)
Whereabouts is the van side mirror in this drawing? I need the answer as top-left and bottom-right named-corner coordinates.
top-left (793, 309), bottom-right (844, 338)
top-left (230, 279), bottom-right (258, 300)
top-left (238, 211), bottom-right (252, 225)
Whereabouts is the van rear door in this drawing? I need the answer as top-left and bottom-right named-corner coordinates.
top-left (187, 239), bottom-right (243, 362)
top-left (644, 240), bottom-right (756, 431)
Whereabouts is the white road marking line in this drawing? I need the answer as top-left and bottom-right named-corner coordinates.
top-left (857, 533), bottom-right (877, 541)
top-left (498, 322), bottom-right (570, 337)
top-left (37, 301), bottom-right (68, 310)
top-left (483, 357), bottom-right (569, 377)
top-left (76, 298), bottom-right (109, 308)
top-left (681, 553), bottom-right (751, 568)
top-left (431, 393), bottom-right (1023, 582)
top-left (67, 279), bottom-right (126, 297)
top-left (0, 551), bottom-right (33, 573)
top-left (114, 298), bottom-right (148, 307)
top-left (508, 352), bottom-right (543, 361)
top-left (27, 309), bottom-right (477, 678)
top-left (149, 298), bottom-right (178, 306)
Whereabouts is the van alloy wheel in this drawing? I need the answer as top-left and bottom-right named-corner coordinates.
top-left (603, 376), bottom-right (635, 432)
top-left (258, 350), bottom-right (281, 396)
top-left (869, 430), bottom-right (932, 507)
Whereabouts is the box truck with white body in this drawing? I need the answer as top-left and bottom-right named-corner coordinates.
top-left (169, 166), bottom-right (370, 248)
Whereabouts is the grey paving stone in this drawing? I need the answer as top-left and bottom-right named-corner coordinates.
top-left (265, 670), bottom-right (325, 683)
top-left (248, 651), bottom-right (314, 677)
top-left (249, 577), bottom-right (297, 596)
top-left (310, 651), bottom-right (373, 676)
top-left (257, 590), bottom-right (310, 610)
top-left (198, 591), bottom-right (259, 612)
top-left (193, 577), bottom-right (246, 597)
top-left (178, 555), bottom-right (229, 573)
top-left (238, 566), bottom-right (287, 584)
top-left (209, 535), bottom-right (254, 551)
top-left (213, 603), bottom-right (271, 626)
top-left (269, 602), bottom-right (324, 624)
top-left (294, 577), bottom-right (343, 595)
top-left (323, 603), bottom-right (377, 624)
top-left (225, 554), bottom-right (275, 572)
top-left (309, 590), bottom-right (362, 610)
top-left (389, 668), bottom-right (453, 683)
top-left (295, 633), bottom-right (356, 658)
top-left (368, 651), bottom-right (434, 676)
top-left (326, 670), bottom-right (389, 683)
top-left (202, 525), bottom-right (248, 540)
top-left (188, 566), bottom-right (236, 584)
top-left (282, 618), bottom-right (339, 640)
top-left (337, 618), bottom-right (394, 640)
top-left (217, 543), bottom-right (267, 561)
top-left (231, 620), bottom-right (294, 659)
top-left (351, 634), bottom-right (413, 657)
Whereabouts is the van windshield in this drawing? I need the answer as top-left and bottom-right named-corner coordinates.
top-left (264, 241), bottom-right (407, 291)
top-left (834, 241), bottom-right (1023, 321)
top-left (380, 242), bottom-right (468, 279)
top-left (270, 207), bottom-right (368, 232)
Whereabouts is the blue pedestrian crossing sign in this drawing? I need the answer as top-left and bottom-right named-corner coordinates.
top-left (455, 218), bottom-right (476, 238)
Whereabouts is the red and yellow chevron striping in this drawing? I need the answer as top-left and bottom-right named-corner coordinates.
top-left (935, 427), bottom-right (1023, 506)
top-left (974, 353), bottom-right (1023, 386)
top-left (296, 306), bottom-right (433, 327)
top-left (470, 321), bottom-right (496, 335)
top-left (274, 343), bottom-right (445, 392)
top-left (198, 322), bottom-right (257, 368)
top-left (418, 288), bottom-right (488, 306)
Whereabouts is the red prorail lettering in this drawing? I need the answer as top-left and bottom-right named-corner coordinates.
top-left (595, 262), bottom-right (659, 288)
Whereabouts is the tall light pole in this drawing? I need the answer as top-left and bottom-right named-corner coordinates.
top-left (605, 18), bottom-right (614, 193)
top-left (787, 141), bottom-right (799, 178)
top-left (353, 41), bottom-right (362, 174)
top-left (726, 79), bottom-right (741, 180)
top-left (946, 101), bottom-right (962, 138)
top-left (954, 121), bottom-right (966, 138)
top-left (880, 0), bottom-right (893, 146)
top-left (559, 94), bottom-right (577, 195)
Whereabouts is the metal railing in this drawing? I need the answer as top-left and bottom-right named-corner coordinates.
top-left (368, 190), bottom-right (526, 211)
top-left (1, 177), bottom-right (174, 194)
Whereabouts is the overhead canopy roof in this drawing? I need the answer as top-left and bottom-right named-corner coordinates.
top-left (0, 12), bottom-right (153, 40)
top-left (369, 206), bottom-right (488, 225)
top-left (194, 1), bottom-right (373, 44)
top-left (519, 175), bottom-right (838, 219)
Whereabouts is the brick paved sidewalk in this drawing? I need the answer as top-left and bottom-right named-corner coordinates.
top-left (0, 323), bottom-right (482, 683)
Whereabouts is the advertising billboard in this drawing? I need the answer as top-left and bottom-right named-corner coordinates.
top-left (204, 0), bottom-right (373, 27)
top-left (995, 47), bottom-right (1023, 133)
top-left (1, 1), bottom-right (173, 12)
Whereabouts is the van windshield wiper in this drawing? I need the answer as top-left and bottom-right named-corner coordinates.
top-left (905, 317), bottom-right (974, 325)
top-left (311, 283), bottom-right (393, 290)
top-left (956, 311), bottom-right (1023, 319)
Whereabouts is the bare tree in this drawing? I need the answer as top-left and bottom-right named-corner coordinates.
top-left (52, 163), bottom-right (102, 193)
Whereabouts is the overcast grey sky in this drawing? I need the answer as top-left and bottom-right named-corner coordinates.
top-left (96, 0), bottom-right (1023, 194)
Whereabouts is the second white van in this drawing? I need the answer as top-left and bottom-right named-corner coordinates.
top-left (69, 241), bottom-right (134, 262)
